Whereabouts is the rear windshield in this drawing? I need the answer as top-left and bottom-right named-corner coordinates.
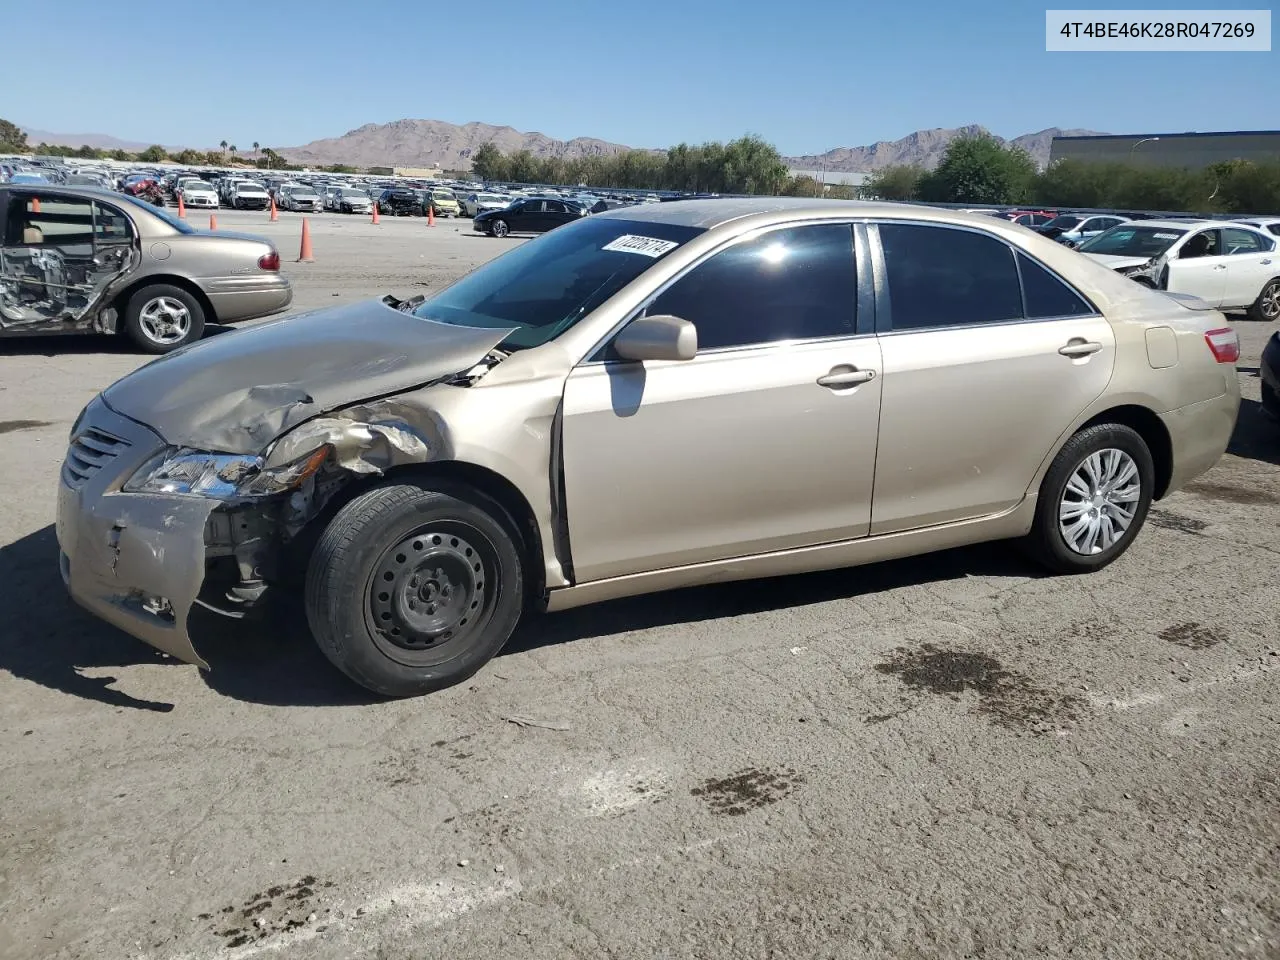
top-left (412, 217), bottom-right (704, 350)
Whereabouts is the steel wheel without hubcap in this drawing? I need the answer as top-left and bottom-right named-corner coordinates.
top-left (1058, 448), bottom-right (1141, 555)
top-left (491, 220), bottom-right (509, 238)
top-left (138, 296), bottom-right (192, 345)
top-left (367, 524), bottom-right (495, 666)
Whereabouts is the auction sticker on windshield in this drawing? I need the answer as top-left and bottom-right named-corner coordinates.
top-left (1153, 232), bottom-right (1181, 239)
top-left (602, 235), bottom-right (680, 257)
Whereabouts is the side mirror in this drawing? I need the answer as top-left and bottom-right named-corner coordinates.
top-left (613, 314), bottom-right (698, 362)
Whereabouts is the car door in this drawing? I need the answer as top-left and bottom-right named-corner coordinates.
top-left (1219, 226), bottom-right (1277, 308)
top-left (868, 220), bottom-right (1115, 535)
top-left (1165, 228), bottom-right (1227, 306)
top-left (0, 190), bottom-right (98, 330)
top-left (517, 199), bottom-right (548, 232)
top-left (543, 200), bottom-right (574, 230)
top-left (559, 221), bottom-right (882, 582)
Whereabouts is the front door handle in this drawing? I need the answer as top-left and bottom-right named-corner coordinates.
top-left (817, 367), bottom-right (875, 388)
top-left (1059, 340), bottom-right (1103, 358)
top-left (1262, 259), bottom-right (1273, 265)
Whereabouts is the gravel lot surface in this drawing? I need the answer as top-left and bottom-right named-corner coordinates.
top-left (2, 209), bottom-right (1277, 960)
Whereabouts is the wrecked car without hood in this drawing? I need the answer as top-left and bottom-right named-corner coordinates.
top-left (58, 198), bottom-right (1241, 696)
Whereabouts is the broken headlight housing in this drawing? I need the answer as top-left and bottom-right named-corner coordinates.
top-left (1117, 259), bottom-right (1155, 277)
top-left (123, 445), bottom-right (331, 499)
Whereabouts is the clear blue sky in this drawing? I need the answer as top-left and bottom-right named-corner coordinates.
top-left (9, 0), bottom-right (1276, 153)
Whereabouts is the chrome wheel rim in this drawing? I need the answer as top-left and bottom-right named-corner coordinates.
top-left (1059, 448), bottom-right (1142, 555)
top-left (1260, 281), bottom-right (1280, 319)
top-left (492, 220), bottom-right (508, 237)
top-left (138, 296), bottom-right (192, 345)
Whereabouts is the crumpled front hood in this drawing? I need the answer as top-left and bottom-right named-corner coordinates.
top-left (102, 299), bottom-right (511, 455)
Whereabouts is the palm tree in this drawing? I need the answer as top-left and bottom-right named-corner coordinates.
top-left (252, 141), bottom-right (260, 156)
top-left (219, 139), bottom-right (228, 157)
top-left (229, 145), bottom-right (238, 164)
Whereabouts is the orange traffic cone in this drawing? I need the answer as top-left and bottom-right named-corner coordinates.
top-left (269, 197), bottom-right (279, 222)
top-left (209, 214), bottom-right (218, 231)
top-left (371, 202), bottom-right (380, 225)
top-left (31, 197), bottom-right (41, 213)
top-left (177, 193), bottom-right (186, 219)
top-left (297, 218), bottom-right (314, 263)
top-left (427, 205), bottom-right (436, 227)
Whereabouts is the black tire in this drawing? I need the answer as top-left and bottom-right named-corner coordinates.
top-left (122, 283), bottom-right (206, 354)
top-left (1022, 423), bottom-right (1154, 575)
top-left (305, 482), bottom-right (525, 697)
top-left (1246, 277), bottom-right (1280, 323)
top-left (491, 219), bottom-right (509, 238)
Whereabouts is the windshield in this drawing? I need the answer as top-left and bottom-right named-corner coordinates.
top-left (1078, 225), bottom-right (1187, 256)
top-left (412, 217), bottom-right (704, 349)
top-left (116, 192), bottom-right (197, 233)
top-left (1043, 215), bottom-right (1083, 230)
top-left (341, 189), bottom-right (367, 198)
top-left (432, 190), bottom-right (455, 200)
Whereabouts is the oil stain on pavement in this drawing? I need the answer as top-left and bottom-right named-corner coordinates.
top-left (1159, 622), bottom-right (1227, 650)
top-left (1148, 510), bottom-right (1209, 535)
top-left (873, 643), bottom-right (1082, 735)
top-left (690, 767), bottom-right (805, 816)
top-left (1183, 480), bottom-right (1280, 506)
top-left (0, 419), bottom-right (52, 435)
top-left (210, 875), bottom-right (337, 949)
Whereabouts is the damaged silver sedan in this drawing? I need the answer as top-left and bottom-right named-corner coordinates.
top-left (58, 199), bottom-right (1240, 696)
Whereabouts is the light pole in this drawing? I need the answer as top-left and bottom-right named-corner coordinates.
top-left (1129, 136), bottom-right (1160, 160)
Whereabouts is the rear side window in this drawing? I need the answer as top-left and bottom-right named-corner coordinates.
top-left (1017, 252), bottom-right (1093, 318)
top-left (3, 194), bottom-right (94, 248)
top-left (878, 222), bottom-right (1022, 330)
top-left (1223, 227), bottom-right (1269, 254)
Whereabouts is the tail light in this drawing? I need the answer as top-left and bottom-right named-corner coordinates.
top-left (258, 251), bottom-right (280, 271)
top-left (1204, 327), bottom-right (1240, 364)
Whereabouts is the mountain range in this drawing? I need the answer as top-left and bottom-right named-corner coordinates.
top-left (20, 120), bottom-right (1107, 172)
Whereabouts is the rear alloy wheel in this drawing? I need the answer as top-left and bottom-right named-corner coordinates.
top-left (1022, 423), bottom-right (1154, 574)
top-left (305, 483), bottom-right (525, 697)
top-left (1247, 278), bottom-right (1280, 323)
top-left (490, 219), bottom-right (509, 238)
top-left (123, 284), bottom-right (205, 354)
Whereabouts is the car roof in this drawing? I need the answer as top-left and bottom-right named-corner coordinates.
top-left (592, 197), bottom-right (1100, 232)
top-left (1120, 219), bottom-right (1204, 230)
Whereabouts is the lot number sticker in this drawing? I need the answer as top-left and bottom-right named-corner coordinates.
top-left (602, 235), bottom-right (680, 258)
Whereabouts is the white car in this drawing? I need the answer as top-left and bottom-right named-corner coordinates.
top-left (461, 192), bottom-right (510, 217)
top-left (330, 187), bottom-right (373, 214)
top-left (181, 180), bottom-right (219, 208)
top-left (1236, 217), bottom-right (1280, 239)
top-left (231, 180), bottom-right (271, 210)
top-left (1081, 219), bottom-right (1280, 322)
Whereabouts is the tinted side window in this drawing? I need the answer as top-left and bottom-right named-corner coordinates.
top-left (879, 223), bottom-right (1022, 330)
top-left (645, 224), bottom-right (857, 350)
top-left (521, 200), bottom-right (545, 213)
top-left (1223, 227), bottom-right (1264, 255)
top-left (546, 200), bottom-right (567, 213)
top-left (1017, 252), bottom-right (1092, 318)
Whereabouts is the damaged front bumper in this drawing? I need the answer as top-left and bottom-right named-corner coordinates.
top-left (56, 396), bottom-right (216, 668)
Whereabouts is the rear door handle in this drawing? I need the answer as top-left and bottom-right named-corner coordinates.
top-left (817, 367), bottom-right (875, 388)
top-left (1059, 340), bottom-right (1103, 358)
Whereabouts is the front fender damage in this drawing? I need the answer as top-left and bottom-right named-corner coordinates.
top-left (187, 398), bottom-right (453, 659)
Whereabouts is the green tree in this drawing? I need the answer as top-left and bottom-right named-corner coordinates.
top-left (174, 148), bottom-right (203, 165)
top-left (918, 133), bottom-right (1036, 204)
top-left (781, 174), bottom-right (824, 197)
top-left (74, 144), bottom-right (102, 159)
top-left (865, 164), bottom-right (925, 201)
top-left (138, 144), bottom-right (168, 163)
top-left (110, 148), bottom-right (130, 161)
top-left (252, 140), bottom-right (260, 156)
top-left (0, 118), bottom-right (30, 153)
top-left (219, 139), bottom-right (228, 156)
top-left (470, 142), bottom-right (503, 181)
top-left (1207, 159), bottom-right (1280, 215)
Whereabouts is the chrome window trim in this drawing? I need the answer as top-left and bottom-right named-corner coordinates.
top-left (579, 218), bottom-right (867, 366)
top-left (868, 219), bottom-right (1103, 334)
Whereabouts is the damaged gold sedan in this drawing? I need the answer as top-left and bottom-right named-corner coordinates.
top-left (58, 199), bottom-right (1240, 696)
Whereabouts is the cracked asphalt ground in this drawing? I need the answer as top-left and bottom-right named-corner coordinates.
top-left (2, 210), bottom-right (1278, 960)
